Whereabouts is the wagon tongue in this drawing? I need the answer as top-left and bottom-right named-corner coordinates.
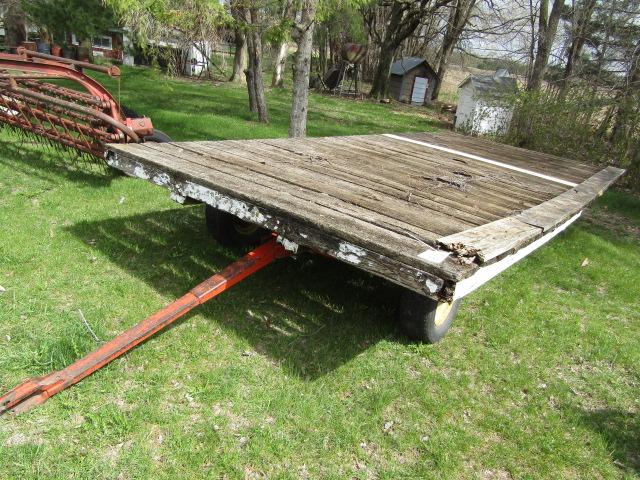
top-left (0, 237), bottom-right (290, 415)
top-left (0, 48), bottom-right (152, 161)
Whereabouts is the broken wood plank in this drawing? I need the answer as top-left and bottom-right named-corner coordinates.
top-left (438, 165), bottom-right (626, 263)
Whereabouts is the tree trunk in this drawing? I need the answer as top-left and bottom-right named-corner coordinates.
top-left (245, 69), bottom-right (257, 111)
top-left (527, 0), bottom-right (564, 91)
top-left (271, 41), bottom-right (288, 87)
top-left (230, 29), bottom-right (247, 83)
top-left (369, 44), bottom-right (396, 99)
top-left (4, 0), bottom-right (27, 52)
top-left (431, 0), bottom-right (477, 101)
top-left (368, 1), bottom-right (424, 99)
top-left (560, 0), bottom-right (597, 92)
top-left (609, 40), bottom-right (640, 151)
top-left (289, 0), bottom-right (317, 138)
top-left (245, 7), bottom-right (269, 123)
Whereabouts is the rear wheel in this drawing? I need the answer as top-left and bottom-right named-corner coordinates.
top-left (205, 205), bottom-right (266, 247)
top-left (398, 290), bottom-right (461, 343)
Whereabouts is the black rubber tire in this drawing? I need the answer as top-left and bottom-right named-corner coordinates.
top-left (144, 129), bottom-right (172, 143)
top-left (398, 290), bottom-right (461, 343)
top-left (119, 104), bottom-right (171, 144)
top-left (119, 104), bottom-right (140, 119)
top-left (205, 205), bottom-right (265, 247)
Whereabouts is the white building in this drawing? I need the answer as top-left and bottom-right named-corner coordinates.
top-left (455, 69), bottom-right (518, 135)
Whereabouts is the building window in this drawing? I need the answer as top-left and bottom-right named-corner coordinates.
top-left (70, 34), bottom-right (113, 50)
top-left (92, 36), bottom-right (113, 50)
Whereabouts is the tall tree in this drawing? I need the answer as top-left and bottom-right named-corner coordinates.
top-left (289, 0), bottom-right (318, 137)
top-left (244, 5), bottom-right (269, 122)
top-left (229, 3), bottom-right (247, 83)
top-left (431, 0), bottom-right (478, 100)
top-left (367, 0), bottom-right (453, 99)
top-left (270, 0), bottom-right (294, 87)
top-left (527, 0), bottom-right (565, 90)
top-left (559, 0), bottom-right (597, 91)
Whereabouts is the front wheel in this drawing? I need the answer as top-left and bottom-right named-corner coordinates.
top-left (398, 291), bottom-right (461, 343)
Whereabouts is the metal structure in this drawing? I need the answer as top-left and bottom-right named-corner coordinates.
top-left (0, 236), bottom-right (289, 415)
top-left (0, 47), bottom-right (153, 159)
top-left (321, 43), bottom-right (367, 97)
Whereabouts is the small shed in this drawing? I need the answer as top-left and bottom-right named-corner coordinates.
top-left (455, 69), bottom-right (518, 135)
top-left (389, 57), bottom-right (439, 106)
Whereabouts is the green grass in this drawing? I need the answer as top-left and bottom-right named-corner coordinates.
top-left (1, 67), bottom-right (639, 479)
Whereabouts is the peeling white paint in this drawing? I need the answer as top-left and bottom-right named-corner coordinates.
top-left (418, 249), bottom-right (451, 264)
top-left (151, 172), bottom-right (171, 186)
top-left (277, 236), bottom-right (299, 253)
top-left (133, 165), bottom-right (150, 180)
top-left (170, 192), bottom-right (186, 204)
top-left (336, 242), bottom-right (367, 264)
top-left (424, 278), bottom-right (440, 294)
top-left (181, 181), bottom-right (270, 225)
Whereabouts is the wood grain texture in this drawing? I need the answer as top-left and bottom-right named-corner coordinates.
top-left (439, 166), bottom-right (625, 263)
top-left (107, 131), bottom-right (621, 296)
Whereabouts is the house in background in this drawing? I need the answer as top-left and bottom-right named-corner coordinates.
top-left (69, 29), bottom-right (126, 62)
top-left (455, 69), bottom-right (518, 135)
top-left (389, 57), bottom-right (439, 106)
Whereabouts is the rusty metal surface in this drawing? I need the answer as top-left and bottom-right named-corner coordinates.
top-left (0, 237), bottom-right (289, 415)
top-left (0, 51), bottom-right (153, 159)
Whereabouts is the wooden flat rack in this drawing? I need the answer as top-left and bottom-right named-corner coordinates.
top-left (107, 131), bottom-right (624, 301)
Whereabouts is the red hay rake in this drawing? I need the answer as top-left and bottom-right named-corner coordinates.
top-left (0, 47), bottom-right (153, 159)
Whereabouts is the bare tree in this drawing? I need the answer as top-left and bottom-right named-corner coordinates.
top-left (431, 0), bottom-right (478, 100)
top-left (271, 0), bottom-right (294, 87)
top-left (289, 0), bottom-right (317, 137)
top-left (245, 5), bottom-right (269, 122)
top-left (230, 3), bottom-right (248, 84)
top-left (560, 0), bottom-right (597, 90)
top-left (527, 0), bottom-right (565, 90)
top-left (367, 0), bottom-right (453, 99)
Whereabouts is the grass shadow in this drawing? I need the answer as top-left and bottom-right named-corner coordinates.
top-left (66, 205), bottom-right (400, 380)
top-left (573, 407), bottom-right (640, 475)
top-left (0, 133), bottom-right (115, 188)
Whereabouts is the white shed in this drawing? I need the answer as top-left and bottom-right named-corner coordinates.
top-left (455, 70), bottom-right (518, 135)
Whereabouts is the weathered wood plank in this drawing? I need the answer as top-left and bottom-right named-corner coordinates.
top-left (409, 131), bottom-right (601, 180)
top-left (106, 147), bottom-right (466, 297)
top-left (298, 136), bottom-right (544, 213)
top-left (438, 166), bottom-right (625, 262)
top-left (177, 140), bottom-right (474, 236)
top-left (516, 166), bottom-right (625, 231)
top-left (259, 137), bottom-right (548, 218)
top-left (439, 217), bottom-right (539, 263)
top-left (108, 143), bottom-right (472, 282)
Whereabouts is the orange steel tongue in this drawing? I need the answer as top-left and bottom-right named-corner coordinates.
top-left (0, 237), bottom-right (289, 415)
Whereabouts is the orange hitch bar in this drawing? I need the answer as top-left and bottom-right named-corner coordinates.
top-left (0, 237), bottom-right (289, 415)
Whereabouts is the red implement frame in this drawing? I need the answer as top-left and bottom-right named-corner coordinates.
top-left (0, 237), bottom-right (289, 415)
top-left (0, 48), bottom-right (153, 157)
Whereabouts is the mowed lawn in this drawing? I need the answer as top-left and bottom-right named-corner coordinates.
top-left (0, 68), bottom-right (639, 479)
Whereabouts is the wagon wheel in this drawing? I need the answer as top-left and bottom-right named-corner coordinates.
top-left (120, 105), bottom-right (171, 143)
top-left (205, 205), bottom-right (266, 247)
top-left (398, 290), bottom-right (461, 343)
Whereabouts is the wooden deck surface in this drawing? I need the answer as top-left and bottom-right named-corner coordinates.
top-left (107, 131), bottom-right (623, 299)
